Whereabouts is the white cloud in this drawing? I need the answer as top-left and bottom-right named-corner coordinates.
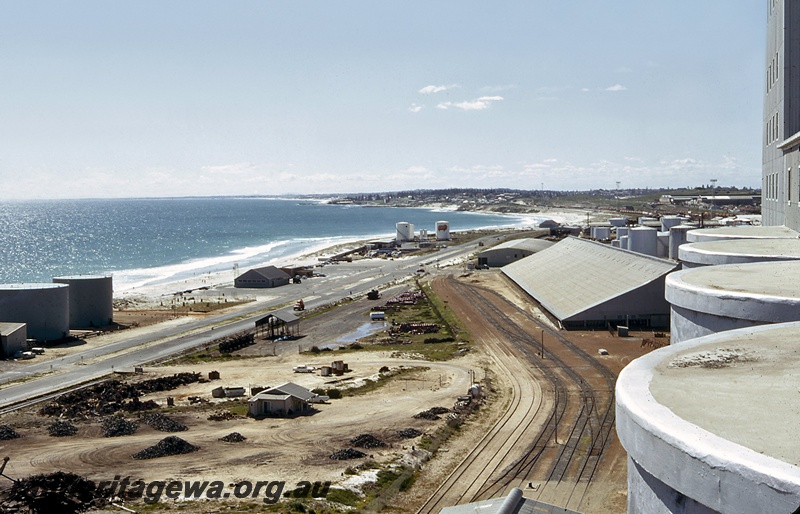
top-left (419, 84), bottom-right (458, 94)
top-left (438, 96), bottom-right (504, 111)
top-left (480, 84), bottom-right (517, 93)
top-left (201, 162), bottom-right (255, 175)
top-left (605, 84), bottom-right (627, 92)
top-left (408, 104), bottom-right (423, 113)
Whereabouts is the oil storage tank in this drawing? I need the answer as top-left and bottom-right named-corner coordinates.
top-left (628, 227), bottom-right (657, 256)
top-left (436, 221), bottom-right (450, 241)
top-left (396, 222), bottom-right (414, 242)
top-left (0, 283), bottom-right (69, 341)
top-left (53, 275), bottom-right (113, 328)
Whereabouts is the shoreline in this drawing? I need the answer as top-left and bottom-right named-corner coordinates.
top-left (113, 206), bottom-right (600, 307)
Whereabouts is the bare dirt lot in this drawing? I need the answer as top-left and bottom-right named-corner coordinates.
top-left (0, 271), bottom-right (659, 513)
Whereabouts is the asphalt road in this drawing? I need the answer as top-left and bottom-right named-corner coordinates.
top-left (0, 236), bottom-right (498, 408)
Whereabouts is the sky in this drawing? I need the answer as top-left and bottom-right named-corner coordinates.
top-left (0, 2), bottom-right (766, 199)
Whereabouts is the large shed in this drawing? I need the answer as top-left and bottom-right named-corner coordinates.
top-left (502, 237), bottom-right (678, 329)
top-left (476, 238), bottom-right (554, 268)
top-left (234, 266), bottom-right (291, 288)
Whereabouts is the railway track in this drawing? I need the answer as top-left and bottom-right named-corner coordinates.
top-left (417, 275), bottom-right (617, 513)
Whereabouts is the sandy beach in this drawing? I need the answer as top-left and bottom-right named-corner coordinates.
top-left (113, 207), bottom-right (597, 310)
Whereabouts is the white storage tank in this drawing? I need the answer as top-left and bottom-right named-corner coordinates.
top-left (669, 225), bottom-right (694, 261)
top-left (660, 216), bottom-right (683, 232)
top-left (638, 216), bottom-right (658, 225)
top-left (619, 235), bottom-right (629, 250)
top-left (656, 232), bottom-right (669, 259)
top-left (616, 227), bottom-right (629, 240)
top-left (436, 221), bottom-right (450, 241)
top-left (608, 217), bottom-right (628, 227)
top-left (419, 229), bottom-right (428, 240)
top-left (0, 283), bottom-right (69, 341)
top-left (396, 222), bottom-right (414, 242)
top-left (628, 227), bottom-right (658, 256)
top-left (594, 226), bottom-right (611, 240)
top-left (53, 275), bottom-right (113, 329)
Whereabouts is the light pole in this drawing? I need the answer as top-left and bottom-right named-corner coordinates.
top-left (710, 178), bottom-right (717, 219)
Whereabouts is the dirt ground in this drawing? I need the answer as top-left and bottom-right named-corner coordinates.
top-left (0, 270), bottom-right (661, 513)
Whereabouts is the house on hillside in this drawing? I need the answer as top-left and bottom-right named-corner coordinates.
top-left (234, 266), bottom-right (291, 288)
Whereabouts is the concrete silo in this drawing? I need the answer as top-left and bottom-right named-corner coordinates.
top-left (53, 275), bottom-right (113, 328)
top-left (617, 322), bottom-right (800, 513)
top-left (665, 260), bottom-right (800, 344)
top-left (678, 239), bottom-right (800, 268)
top-left (0, 283), bottom-right (69, 341)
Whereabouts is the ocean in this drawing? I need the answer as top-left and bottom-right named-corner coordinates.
top-left (0, 197), bottom-right (534, 291)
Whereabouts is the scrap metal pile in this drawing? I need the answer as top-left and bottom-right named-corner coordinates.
top-left (219, 432), bottom-right (246, 442)
top-left (0, 425), bottom-right (20, 440)
top-left (140, 413), bottom-right (187, 432)
top-left (329, 448), bottom-right (366, 460)
top-left (0, 471), bottom-right (106, 514)
top-left (47, 420), bottom-right (78, 437)
top-left (397, 428), bottom-right (422, 439)
top-left (132, 436), bottom-right (198, 460)
top-left (372, 290), bottom-right (427, 312)
top-left (38, 372), bottom-right (202, 418)
top-left (413, 407), bottom-right (451, 420)
top-left (349, 433), bottom-right (386, 449)
top-left (101, 416), bottom-right (138, 437)
top-left (390, 322), bottom-right (440, 335)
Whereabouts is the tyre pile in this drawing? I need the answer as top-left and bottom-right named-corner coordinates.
top-left (101, 416), bottom-right (138, 437)
top-left (350, 434), bottom-right (386, 449)
top-left (219, 432), bottom-right (246, 442)
top-left (329, 448), bottom-right (366, 460)
top-left (397, 428), bottom-right (422, 439)
top-left (413, 407), bottom-right (450, 420)
top-left (140, 413), bottom-right (187, 432)
top-left (0, 471), bottom-right (106, 514)
top-left (0, 425), bottom-right (20, 440)
top-left (47, 420), bottom-right (78, 437)
top-left (132, 436), bottom-right (198, 460)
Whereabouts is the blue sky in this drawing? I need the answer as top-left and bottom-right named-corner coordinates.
top-left (1, 2), bottom-right (765, 199)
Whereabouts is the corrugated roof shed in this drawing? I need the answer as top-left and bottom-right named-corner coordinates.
top-left (502, 237), bottom-right (677, 327)
top-left (267, 382), bottom-right (316, 401)
top-left (439, 488), bottom-right (581, 514)
top-left (489, 238), bottom-right (554, 253)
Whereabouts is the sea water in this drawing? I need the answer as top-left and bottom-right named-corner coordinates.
top-left (0, 197), bottom-right (534, 291)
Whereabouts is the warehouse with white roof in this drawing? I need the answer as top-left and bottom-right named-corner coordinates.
top-left (476, 238), bottom-right (554, 268)
top-left (502, 237), bottom-right (678, 329)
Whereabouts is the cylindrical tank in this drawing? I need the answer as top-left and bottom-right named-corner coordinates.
top-left (678, 239), bottom-right (800, 268)
top-left (611, 239), bottom-right (620, 248)
top-left (629, 227), bottom-right (658, 256)
top-left (665, 261), bottom-right (800, 344)
top-left (686, 225), bottom-right (799, 243)
top-left (608, 217), bottom-right (628, 227)
top-left (660, 216), bottom-right (683, 232)
top-left (52, 275), bottom-right (113, 329)
top-left (657, 232), bottom-right (669, 259)
top-left (619, 235), bottom-right (629, 250)
top-left (436, 221), bottom-right (450, 241)
top-left (0, 283), bottom-right (69, 341)
top-left (638, 216), bottom-right (658, 225)
top-left (594, 227), bottom-right (611, 240)
top-left (617, 227), bottom-right (629, 240)
top-left (396, 222), bottom-right (414, 242)
top-left (419, 229), bottom-right (428, 240)
top-left (669, 225), bottom-right (694, 261)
